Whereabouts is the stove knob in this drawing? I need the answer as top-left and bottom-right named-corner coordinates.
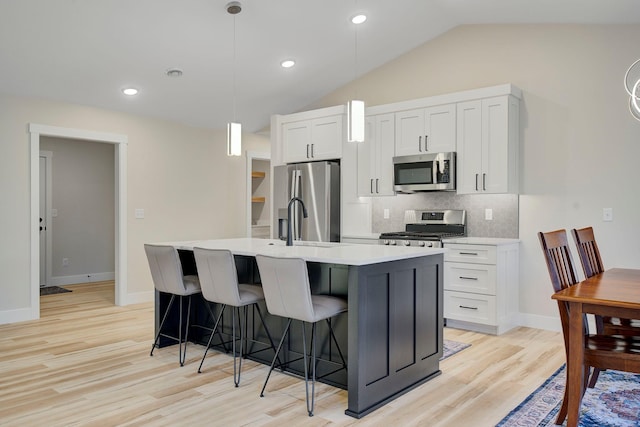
top-left (382, 240), bottom-right (390, 245)
top-left (426, 241), bottom-right (434, 248)
top-left (402, 240), bottom-right (411, 246)
top-left (417, 241), bottom-right (426, 247)
top-left (389, 240), bottom-right (397, 246)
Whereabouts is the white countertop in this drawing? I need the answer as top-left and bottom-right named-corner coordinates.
top-left (157, 238), bottom-right (445, 266)
top-left (442, 237), bottom-right (520, 245)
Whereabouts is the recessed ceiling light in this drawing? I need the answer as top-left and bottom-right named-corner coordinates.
top-left (351, 14), bottom-right (367, 24)
top-left (166, 68), bottom-right (183, 77)
top-left (281, 59), bottom-right (295, 68)
top-left (122, 88), bottom-right (138, 96)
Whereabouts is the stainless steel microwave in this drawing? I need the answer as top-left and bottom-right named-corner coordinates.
top-left (393, 152), bottom-right (456, 193)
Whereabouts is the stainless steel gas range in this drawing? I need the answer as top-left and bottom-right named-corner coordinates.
top-left (379, 209), bottom-right (466, 248)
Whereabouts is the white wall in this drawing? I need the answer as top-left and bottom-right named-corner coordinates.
top-left (308, 24), bottom-right (640, 325)
top-left (0, 93), bottom-right (269, 321)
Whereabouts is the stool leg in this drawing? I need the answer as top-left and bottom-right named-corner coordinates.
top-left (151, 294), bottom-right (176, 356)
top-left (306, 322), bottom-right (316, 417)
top-left (204, 301), bottom-right (228, 353)
top-left (198, 304), bottom-right (226, 373)
top-left (326, 318), bottom-right (347, 369)
top-left (260, 318), bottom-right (292, 398)
top-left (179, 295), bottom-right (192, 367)
top-left (254, 304), bottom-right (283, 369)
top-left (233, 306), bottom-right (244, 387)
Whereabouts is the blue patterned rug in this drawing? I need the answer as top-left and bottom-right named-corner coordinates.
top-left (497, 365), bottom-right (640, 426)
top-left (441, 339), bottom-right (470, 360)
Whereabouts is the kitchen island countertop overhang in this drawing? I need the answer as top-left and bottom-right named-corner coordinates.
top-left (149, 238), bottom-right (444, 418)
top-left (157, 237), bottom-right (446, 265)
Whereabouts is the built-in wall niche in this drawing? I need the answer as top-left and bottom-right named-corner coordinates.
top-left (250, 158), bottom-right (270, 238)
top-left (371, 193), bottom-right (519, 238)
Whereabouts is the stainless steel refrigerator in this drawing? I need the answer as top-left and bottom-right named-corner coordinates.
top-left (272, 161), bottom-right (340, 243)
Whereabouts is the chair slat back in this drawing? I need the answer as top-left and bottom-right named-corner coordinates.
top-left (571, 227), bottom-right (604, 279)
top-left (538, 230), bottom-right (579, 292)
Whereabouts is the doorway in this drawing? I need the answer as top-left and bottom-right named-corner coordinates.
top-left (29, 124), bottom-right (128, 320)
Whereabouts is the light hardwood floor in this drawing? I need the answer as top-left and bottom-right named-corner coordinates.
top-left (0, 282), bottom-right (564, 426)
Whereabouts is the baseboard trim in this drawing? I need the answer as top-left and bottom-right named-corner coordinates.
top-left (125, 291), bottom-right (154, 305)
top-left (517, 313), bottom-right (562, 332)
top-left (49, 272), bottom-right (115, 286)
top-left (0, 307), bottom-right (36, 325)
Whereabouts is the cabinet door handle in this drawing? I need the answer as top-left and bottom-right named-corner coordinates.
top-left (483, 173), bottom-right (486, 191)
top-left (376, 178), bottom-right (379, 193)
top-left (459, 305), bottom-right (478, 310)
top-left (475, 173), bottom-right (479, 191)
top-left (306, 144), bottom-right (310, 158)
top-left (459, 252), bottom-right (478, 256)
top-left (311, 143), bottom-right (314, 158)
top-left (425, 135), bottom-right (428, 151)
top-left (370, 178), bottom-right (374, 194)
top-left (459, 276), bottom-right (478, 280)
top-left (418, 135), bottom-right (422, 152)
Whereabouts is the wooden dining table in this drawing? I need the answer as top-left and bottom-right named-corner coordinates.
top-left (551, 268), bottom-right (640, 427)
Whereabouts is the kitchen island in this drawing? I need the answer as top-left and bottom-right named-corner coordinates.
top-left (153, 238), bottom-right (444, 418)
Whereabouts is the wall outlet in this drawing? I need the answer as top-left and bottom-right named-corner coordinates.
top-left (135, 208), bottom-right (145, 219)
top-left (603, 208), bottom-right (613, 222)
top-left (485, 208), bottom-right (493, 220)
top-left (51, 209), bottom-right (58, 217)
top-left (383, 208), bottom-right (390, 219)
top-left (62, 257), bottom-right (69, 267)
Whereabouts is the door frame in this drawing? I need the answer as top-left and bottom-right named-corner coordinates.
top-left (39, 151), bottom-right (53, 287)
top-left (29, 124), bottom-right (128, 319)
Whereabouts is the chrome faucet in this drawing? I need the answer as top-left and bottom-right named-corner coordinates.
top-left (287, 197), bottom-right (308, 246)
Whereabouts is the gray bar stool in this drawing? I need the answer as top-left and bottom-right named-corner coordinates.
top-left (145, 244), bottom-right (202, 366)
top-left (193, 247), bottom-right (279, 387)
top-left (255, 254), bottom-right (347, 417)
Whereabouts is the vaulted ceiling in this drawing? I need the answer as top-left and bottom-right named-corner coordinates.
top-left (2, 0), bottom-right (639, 132)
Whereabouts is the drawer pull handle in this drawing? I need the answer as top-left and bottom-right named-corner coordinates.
top-left (459, 276), bottom-right (478, 280)
top-left (459, 305), bottom-right (478, 310)
top-left (459, 252), bottom-right (478, 256)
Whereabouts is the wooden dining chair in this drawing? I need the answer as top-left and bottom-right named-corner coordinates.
top-left (571, 227), bottom-right (640, 387)
top-left (539, 229), bottom-right (640, 425)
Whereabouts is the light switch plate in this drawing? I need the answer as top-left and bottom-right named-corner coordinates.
top-left (51, 209), bottom-right (58, 217)
top-left (135, 208), bottom-right (145, 219)
top-left (485, 208), bottom-right (493, 220)
top-left (383, 208), bottom-right (390, 219)
top-left (603, 208), bottom-right (613, 222)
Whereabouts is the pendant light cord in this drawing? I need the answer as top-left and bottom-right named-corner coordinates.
top-left (233, 14), bottom-right (237, 122)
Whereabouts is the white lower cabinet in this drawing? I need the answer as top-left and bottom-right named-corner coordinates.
top-left (444, 241), bottom-right (519, 335)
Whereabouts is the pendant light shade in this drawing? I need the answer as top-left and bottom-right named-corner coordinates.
top-left (347, 99), bottom-right (365, 142)
top-left (227, 122), bottom-right (242, 156)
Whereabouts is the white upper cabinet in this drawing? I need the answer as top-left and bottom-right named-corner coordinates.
top-left (358, 113), bottom-right (395, 196)
top-left (456, 96), bottom-right (519, 194)
top-left (282, 115), bottom-right (343, 163)
top-left (394, 104), bottom-right (456, 156)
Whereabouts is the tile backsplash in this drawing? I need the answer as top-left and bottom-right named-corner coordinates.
top-left (371, 193), bottom-right (519, 238)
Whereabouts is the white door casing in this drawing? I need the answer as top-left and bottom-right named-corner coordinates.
top-left (29, 124), bottom-right (128, 320)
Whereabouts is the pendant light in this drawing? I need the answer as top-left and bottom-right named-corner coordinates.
top-left (347, 10), bottom-right (366, 142)
top-left (226, 1), bottom-right (242, 156)
top-left (624, 58), bottom-right (640, 122)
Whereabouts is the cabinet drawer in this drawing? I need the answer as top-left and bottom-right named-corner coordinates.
top-left (444, 262), bottom-right (496, 294)
top-left (444, 244), bottom-right (496, 264)
top-left (444, 291), bottom-right (496, 325)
